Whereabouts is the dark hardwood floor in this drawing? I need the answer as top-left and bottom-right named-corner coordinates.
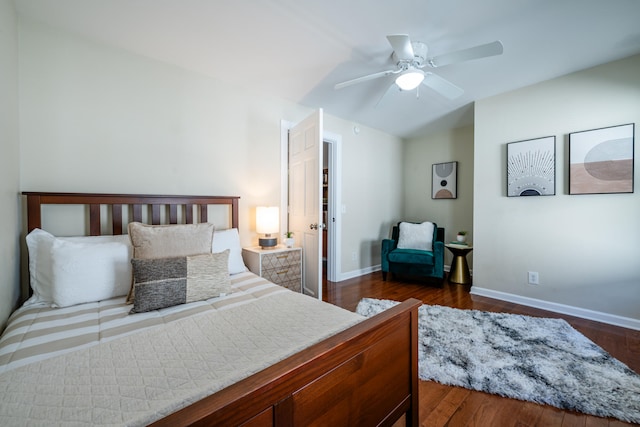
top-left (323, 271), bottom-right (640, 427)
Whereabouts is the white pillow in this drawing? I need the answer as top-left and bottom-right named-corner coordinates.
top-left (212, 228), bottom-right (248, 275)
top-left (25, 228), bottom-right (56, 306)
top-left (50, 238), bottom-right (133, 307)
top-left (397, 222), bottom-right (435, 252)
top-left (25, 229), bottom-right (133, 307)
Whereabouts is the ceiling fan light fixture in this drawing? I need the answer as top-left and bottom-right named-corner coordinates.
top-left (395, 69), bottom-right (424, 90)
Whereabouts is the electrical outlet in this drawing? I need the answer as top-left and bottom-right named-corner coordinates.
top-left (351, 251), bottom-right (357, 262)
top-left (528, 271), bottom-right (539, 285)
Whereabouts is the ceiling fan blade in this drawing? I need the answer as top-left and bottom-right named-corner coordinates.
top-left (386, 34), bottom-right (414, 61)
top-left (334, 69), bottom-right (398, 90)
top-left (421, 72), bottom-right (464, 99)
top-left (428, 40), bottom-right (503, 68)
top-left (374, 81), bottom-right (400, 108)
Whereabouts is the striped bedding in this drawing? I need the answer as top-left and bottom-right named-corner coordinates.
top-left (0, 271), bottom-right (292, 373)
top-left (0, 272), bottom-right (364, 426)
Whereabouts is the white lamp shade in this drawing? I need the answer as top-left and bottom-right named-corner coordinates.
top-left (256, 206), bottom-right (279, 234)
top-left (395, 69), bottom-right (424, 91)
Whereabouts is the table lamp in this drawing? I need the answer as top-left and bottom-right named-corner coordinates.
top-left (256, 206), bottom-right (279, 249)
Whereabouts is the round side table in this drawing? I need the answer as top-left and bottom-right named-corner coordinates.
top-left (445, 243), bottom-right (473, 285)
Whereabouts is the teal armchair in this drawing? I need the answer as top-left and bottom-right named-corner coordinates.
top-left (381, 222), bottom-right (445, 285)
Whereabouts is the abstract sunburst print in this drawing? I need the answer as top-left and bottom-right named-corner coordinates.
top-left (507, 136), bottom-right (556, 197)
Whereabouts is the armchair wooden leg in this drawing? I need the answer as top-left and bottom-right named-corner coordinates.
top-left (382, 271), bottom-right (387, 281)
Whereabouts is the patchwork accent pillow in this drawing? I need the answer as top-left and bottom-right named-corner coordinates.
top-left (127, 222), bottom-right (215, 303)
top-left (397, 221), bottom-right (435, 252)
top-left (129, 251), bottom-right (231, 314)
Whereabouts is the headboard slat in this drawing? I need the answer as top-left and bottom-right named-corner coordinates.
top-left (22, 192), bottom-right (240, 235)
top-left (89, 204), bottom-right (100, 236)
top-left (200, 205), bottom-right (208, 223)
top-left (169, 205), bottom-right (178, 224)
top-left (133, 205), bottom-right (142, 223)
top-left (112, 204), bottom-right (123, 234)
top-left (151, 205), bottom-right (161, 225)
top-left (186, 204), bottom-right (194, 224)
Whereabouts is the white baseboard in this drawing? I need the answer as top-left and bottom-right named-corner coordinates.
top-left (470, 287), bottom-right (640, 331)
top-left (334, 267), bottom-right (639, 330)
top-left (338, 264), bottom-right (451, 282)
top-left (338, 265), bottom-right (381, 282)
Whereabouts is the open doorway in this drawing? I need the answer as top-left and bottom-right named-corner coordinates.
top-left (322, 142), bottom-right (329, 281)
top-left (280, 120), bottom-right (342, 287)
top-left (322, 132), bottom-right (341, 283)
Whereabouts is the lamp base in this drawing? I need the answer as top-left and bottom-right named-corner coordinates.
top-left (259, 237), bottom-right (277, 249)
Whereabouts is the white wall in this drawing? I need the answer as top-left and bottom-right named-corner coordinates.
top-left (404, 125), bottom-right (474, 267)
top-left (19, 19), bottom-right (293, 234)
top-left (0, 0), bottom-right (21, 328)
top-left (6, 13), bottom-right (638, 329)
top-left (16, 20), bottom-right (403, 293)
top-left (323, 118), bottom-right (403, 275)
top-left (474, 54), bottom-right (640, 323)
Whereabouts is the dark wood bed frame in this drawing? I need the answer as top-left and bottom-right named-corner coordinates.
top-left (22, 192), bottom-right (420, 427)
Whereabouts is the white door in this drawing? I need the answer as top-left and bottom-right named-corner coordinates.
top-left (288, 109), bottom-right (323, 299)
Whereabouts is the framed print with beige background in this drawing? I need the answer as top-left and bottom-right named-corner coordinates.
top-left (569, 123), bottom-right (634, 195)
top-left (507, 136), bottom-right (556, 197)
top-left (432, 161), bottom-right (457, 199)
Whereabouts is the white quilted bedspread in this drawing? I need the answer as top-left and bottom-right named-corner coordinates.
top-left (0, 292), bottom-right (363, 426)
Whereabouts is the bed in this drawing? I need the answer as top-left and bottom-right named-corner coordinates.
top-left (0, 192), bottom-right (420, 426)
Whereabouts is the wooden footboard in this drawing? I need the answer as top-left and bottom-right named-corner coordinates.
top-left (151, 298), bottom-right (420, 427)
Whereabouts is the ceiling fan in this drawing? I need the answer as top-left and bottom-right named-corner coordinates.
top-left (334, 34), bottom-right (503, 100)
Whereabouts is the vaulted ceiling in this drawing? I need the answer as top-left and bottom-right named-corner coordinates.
top-left (14, 0), bottom-right (640, 138)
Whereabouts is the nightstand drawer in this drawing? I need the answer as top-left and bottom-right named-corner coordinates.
top-left (262, 263), bottom-right (301, 287)
top-left (242, 246), bottom-right (303, 292)
top-left (280, 278), bottom-right (302, 293)
top-left (261, 250), bottom-right (301, 270)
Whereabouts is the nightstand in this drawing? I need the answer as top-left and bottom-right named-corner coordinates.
top-left (242, 246), bottom-right (302, 292)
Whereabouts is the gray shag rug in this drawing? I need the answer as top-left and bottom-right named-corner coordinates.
top-left (356, 298), bottom-right (640, 423)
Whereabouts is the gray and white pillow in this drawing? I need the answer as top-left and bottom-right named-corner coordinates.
top-left (126, 222), bottom-right (215, 303)
top-left (129, 251), bottom-right (231, 314)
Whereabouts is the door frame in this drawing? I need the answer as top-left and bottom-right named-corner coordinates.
top-left (280, 120), bottom-right (342, 283)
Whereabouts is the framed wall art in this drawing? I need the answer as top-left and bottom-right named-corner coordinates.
top-left (432, 161), bottom-right (457, 199)
top-left (507, 136), bottom-right (556, 197)
top-left (569, 123), bottom-right (634, 195)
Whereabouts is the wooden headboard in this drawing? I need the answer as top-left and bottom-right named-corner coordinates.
top-left (22, 192), bottom-right (240, 235)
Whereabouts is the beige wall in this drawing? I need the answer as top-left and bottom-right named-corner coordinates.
top-left (404, 126), bottom-right (474, 268)
top-left (0, 0), bottom-right (21, 328)
top-left (15, 20), bottom-right (403, 295)
top-left (473, 54), bottom-right (640, 323)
